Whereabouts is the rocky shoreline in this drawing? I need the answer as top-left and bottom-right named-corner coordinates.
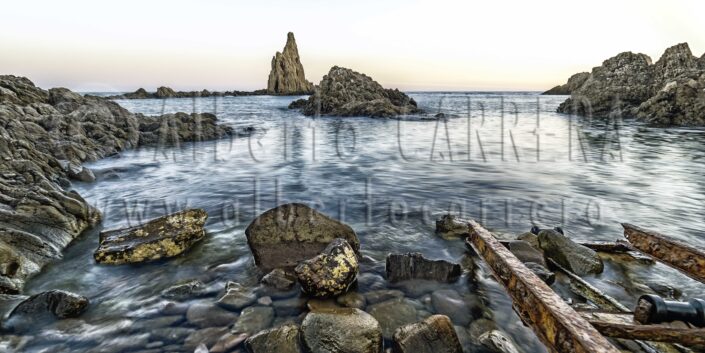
top-left (548, 43), bottom-right (705, 126)
top-left (0, 75), bottom-right (242, 294)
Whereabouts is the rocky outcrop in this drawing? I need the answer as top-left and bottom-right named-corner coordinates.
top-left (391, 315), bottom-right (463, 353)
top-left (295, 238), bottom-right (358, 297)
top-left (267, 32), bottom-right (314, 95)
top-left (301, 308), bottom-right (383, 353)
top-left (291, 66), bottom-right (420, 117)
top-left (4, 290), bottom-right (88, 331)
top-left (108, 87), bottom-right (268, 99)
top-left (542, 72), bottom-right (589, 95)
top-left (93, 209), bottom-right (207, 264)
top-left (435, 214), bottom-right (469, 238)
top-left (555, 43), bottom-right (705, 126)
top-left (385, 253), bottom-right (461, 283)
top-left (245, 203), bottom-right (360, 269)
top-left (0, 75), bottom-right (234, 293)
top-left (538, 229), bottom-right (603, 275)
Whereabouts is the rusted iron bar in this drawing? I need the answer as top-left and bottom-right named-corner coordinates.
top-left (623, 223), bottom-right (705, 283)
top-left (467, 220), bottom-right (620, 353)
top-left (588, 321), bottom-right (705, 348)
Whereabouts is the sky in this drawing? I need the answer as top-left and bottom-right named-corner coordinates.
top-left (2, 0), bottom-right (704, 92)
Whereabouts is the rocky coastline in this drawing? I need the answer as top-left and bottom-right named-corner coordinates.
top-left (551, 43), bottom-right (705, 126)
top-left (106, 87), bottom-right (268, 100)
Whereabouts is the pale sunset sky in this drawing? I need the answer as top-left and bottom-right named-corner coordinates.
top-left (2, 0), bottom-right (704, 92)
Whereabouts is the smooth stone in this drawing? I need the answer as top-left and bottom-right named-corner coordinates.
top-left (386, 253), bottom-right (461, 283)
top-left (538, 229), bottom-right (604, 275)
top-left (244, 324), bottom-right (303, 353)
top-left (295, 238), bottom-right (358, 298)
top-left (391, 315), bottom-right (463, 353)
top-left (336, 292), bottom-right (366, 309)
top-left (261, 269), bottom-right (296, 291)
top-left (257, 296), bottom-right (273, 306)
top-left (184, 327), bottom-right (229, 351)
top-left (151, 327), bottom-right (194, 343)
top-left (161, 280), bottom-right (209, 301)
top-left (367, 298), bottom-right (418, 340)
top-left (364, 290), bottom-right (404, 305)
top-left (232, 306), bottom-right (274, 335)
top-left (301, 308), bottom-right (383, 353)
top-left (430, 289), bottom-right (474, 326)
top-left (505, 240), bottom-right (546, 266)
top-left (516, 232), bottom-right (539, 249)
top-left (478, 330), bottom-right (520, 353)
top-left (272, 296), bottom-right (308, 317)
top-left (217, 282), bottom-right (257, 311)
top-left (210, 332), bottom-right (248, 353)
top-left (307, 298), bottom-right (341, 311)
top-left (186, 302), bottom-right (239, 328)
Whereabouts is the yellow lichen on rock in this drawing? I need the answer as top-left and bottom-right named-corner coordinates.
top-left (295, 238), bottom-right (358, 297)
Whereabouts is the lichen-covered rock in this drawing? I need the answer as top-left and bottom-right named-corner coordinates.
top-left (555, 43), bottom-right (705, 126)
top-left (538, 229), bottom-right (603, 275)
top-left (93, 209), bottom-right (208, 264)
top-left (294, 66), bottom-right (419, 118)
top-left (301, 308), bottom-right (383, 353)
top-left (267, 32), bottom-right (314, 95)
top-left (391, 315), bottom-right (463, 353)
top-left (245, 203), bottom-right (360, 269)
top-left (386, 253), bottom-right (461, 283)
top-left (295, 238), bottom-right (358, 297)
top-left (244, 324), bottom-right (303, 353)
top-left (542, 72), bottom-right (590, 95)
top-left (4, 290), bottom-right (88, 331)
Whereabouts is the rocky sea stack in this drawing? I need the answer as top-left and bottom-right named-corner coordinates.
top-left (0, 75), bottom-right (234, 293)
top-left (290, 66), bottom-right (420, 118)
top-left (267, 32), bottom-right (314, 95)
top-left (553, 43), bottom-right (705, 126)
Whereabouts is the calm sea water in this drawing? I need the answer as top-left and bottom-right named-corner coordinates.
top-left (13, 92), bottom-right (705, 352)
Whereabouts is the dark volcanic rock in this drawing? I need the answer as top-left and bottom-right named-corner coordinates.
top-left (245, 203), bottom-right (360, 269)
top-left (245, 324), bottom-right (303, 353)
top-left (93, 209), bottom-right (207, 264)
top-left (267, 32), bottom-right (314, 95)
top-left (0, 75), bottom-right (233, 293)
top-left (538, 229), bottom-right (603, 275)
top-left (5, 290), bottom-right (88, 331)
top-left (109, 87), bottom-right (268, 99)
top-left (301, 308), bottom-right (383, 353)
top-left (555, 43), bottom-right (705, 126)
top-left (392, 315), bottom-right (463, 353)
top-left (542, 72), bottom-right (590, 95)
top-left (136, 112), bottom-right (234, 146)
top-left (295, 238), bottom-right (358, 297)
top-left (386, 253), bottom-right (461, 283)
top-left (293, 66), bottom-right (419, 118)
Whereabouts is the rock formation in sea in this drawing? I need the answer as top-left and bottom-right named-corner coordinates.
top-left (290, 66), bottom-right (420, 117)
top-left (542, 72), bottom-right (589, 95)
top-left (0, 75), bottom-right (236, 293)
top-left (108, 87), bottom-right (268, 99)
top-left (553, 43), bottom-right (705, 126)
top-left (266, 32), bottom-right (314, 95)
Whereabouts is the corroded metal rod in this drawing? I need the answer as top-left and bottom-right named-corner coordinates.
top-left (467, 220), bottom-right (620, 353)
top-left (622, 223), bottom-right (705, 283)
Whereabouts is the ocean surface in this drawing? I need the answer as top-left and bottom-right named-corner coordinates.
top-left (13, 92), bottom-right (705, 352)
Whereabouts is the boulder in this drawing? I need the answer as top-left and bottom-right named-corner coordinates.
top-left (5, 290), bottom-right (88, 331)
top-left (538, 229), bottom-right (603, 275)
top-left (435, 214), bottom-right (469, 238)
top-left (542, 72), bottom-right (589, 95)
top-left (161, 279), bottom-right (209, 301)
top-left (300, 308), bottom-right (383, 353)
top-left (267, 32), bottom-right (314, 95)
top-left (217, 282), bottom-right (257, 310)
top-left (155, 86), bottom-right (177, 98)
top-left (244, 324), bottom-right (303, 353)
top-left (391, 315), bottom-right (463, 353)
top-left (505, 240), bottom-right (546, 265)
top-left (478, 330), bottom-right (520, 353)
top-left (261, 268), bottom-right (296, 291)
top-left (294, 238), bottom-right (358, 297)
top-left (293, 66), bottom-right (420, 118)
top-left (367, 298), bottom-right (418, 340)
top-left (245, 203), bottom-right (360, 269)
top-left (186, 302), bottom-right (238, 328)
top-left (232, 306), bottom-right (274, 335)
top-left (94, 209), bottom-right (208, 264)
top-left (386, 253), bottom-right (461, 283)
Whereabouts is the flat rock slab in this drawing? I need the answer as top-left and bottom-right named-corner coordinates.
top-left (94, 209), bottom-right (207, 264)
top-left (392, 315), bottom-right (463, 353)
top-left (386, 253), bottom-right (461, 283)
top-left (245, 203), bottom-right (359, 269)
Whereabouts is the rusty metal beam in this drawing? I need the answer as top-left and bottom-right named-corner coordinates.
top-left (585, 319), bottom-right (705, 348)
top-left (623, 223), bottom-right (705, 283)
top-left (467, 220), bottom-right (620, 353)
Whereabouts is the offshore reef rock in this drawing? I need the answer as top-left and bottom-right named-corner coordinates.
top-left (293, 66), bottom-right (419, 118)
top-left (245, 203), bottom-right (360, 269)
top-left (435, 214), bottom-right (469, 238)
top-left (109, 87), bottom-right (268, 99)
top-left (295, 238), bottom-right (359, 297)
top-left (386, 253), bottom-right (461, 283)
top-left (542, 72), bottom-right (589, 95)
top-left (538, 229), bottom-right (603, 275)
top-left (392, 315), bottom-right (463, 353)
top-left (136, 112), bottom-right (234, 146)
top-left (94, 209), bottom-right (207, 264)
top-left (267, 32), bottom-right (314, 95)
top-left (5, 290), bottom-right (88, 331)
top-left (555, 43), bottom-right (705, 126)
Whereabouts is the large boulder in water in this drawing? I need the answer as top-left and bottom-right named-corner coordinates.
top-left (301, 308), bottom-right (383, 353)
top-left (94, 209), bottom-right (207, 264)
top-left (4, 290), bottom-right (88, 331)
top-left (538, 229), bottom-right (603, 275)
top-left (392, 315), bottom-right (463, 353)
top-left (245, 203), bottom-right (360, 269)
top-left (386, 253), bottom-right (461, 283)
top-left (245, 324), bottom-right (303, 353)
top-left (294, 66), bottom-right (419, 118)
top-left (267, 32), bottom-right (314, 95)
top-left (295, 238), bottom-right (358, 297)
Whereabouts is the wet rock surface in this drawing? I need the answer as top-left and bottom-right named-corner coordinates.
top-left (245, 203), bottom-right (360, 269)
top-left (538, 229), bottom-right (603, 275)
top-left (217, 282), bottom-right (257, 310)
top-left (292, 66), bottom-right (419, 118)
top-left (367, 298), bottom-right (418, 340)
top-left (93, 209), bottom-right (208, 264)
top-left (435, 214), bottom-right (469, 238)
top-left (555, 43), bottom-right (705, 126)
top-left (0, 75), bottom-right (234, 292)
top-left (267, 32), bottom-right (314, 95)
top-left (244, 324), bottom-right (303, 353)
top-left (295, 238), bottom-right (359, 297)
top-left (391, 315), bottom-right (463, 353)
top-left (386, 253), bottom-right (461, 283)
top-left (261, 268), bottom-right (297, 291)
top-left (4, 290), bottom-right (88, 331)
top-left (301, 308), bottom-right (383, 353)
